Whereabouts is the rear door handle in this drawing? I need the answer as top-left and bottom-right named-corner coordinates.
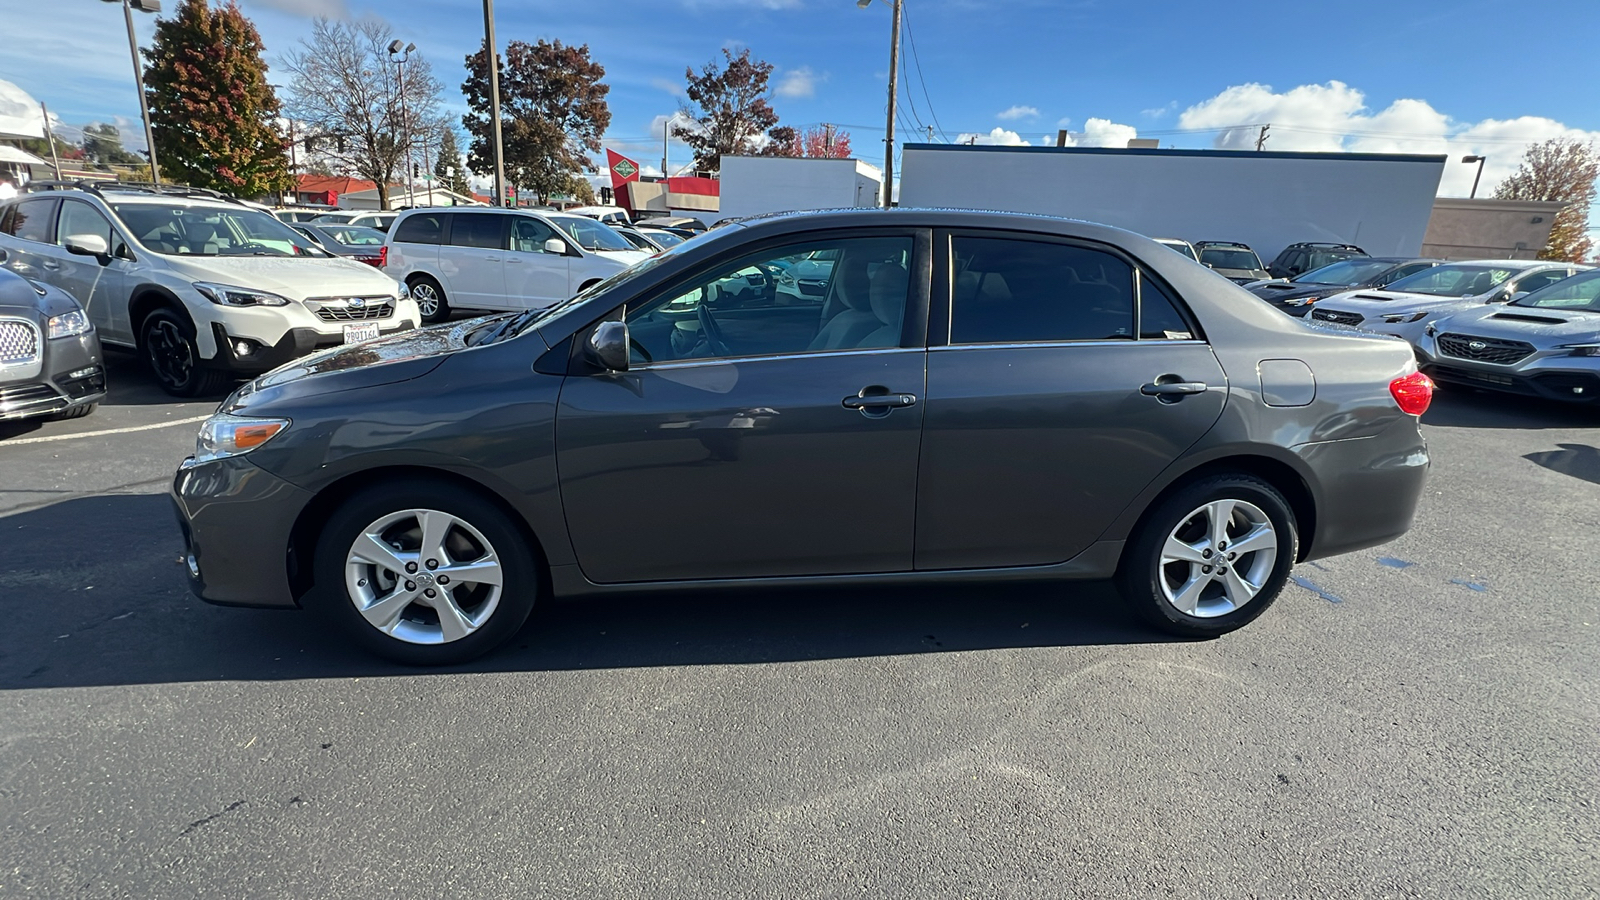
top-left (41, 260), bottom-right (62, 271)
top-left (1140, 381), bottom-right (1208, 396)
top-left (842, 393), bottom-right (918, 410)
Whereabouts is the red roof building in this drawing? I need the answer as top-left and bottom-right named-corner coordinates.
top-left (294, 175), bottom-right (376, 206)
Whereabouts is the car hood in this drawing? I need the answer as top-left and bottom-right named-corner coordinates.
top-left (1430, 304), bottom-right (1600, 342)
top-left (1246, 280), bottom-right (1349, 301)
top-left (1319, 288), bottom-right (1490, 313)
top-left (1210, 266), bottom-right (1270, 282)
top-left (225, 319), bottom-right (497, 411)
top-left (589, 248), bottom-right (653, 267)
top-left (163, 255), bottom-right (401, 300)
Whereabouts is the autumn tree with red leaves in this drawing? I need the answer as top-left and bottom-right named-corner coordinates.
top-left (142, 0), bottom-right (292, 197)
top-left (675, 48), bottom-right (797, 172)
top-left (1494, 137), bottom-right (1599, 263)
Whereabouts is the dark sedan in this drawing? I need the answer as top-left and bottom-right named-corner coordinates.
top-left (0, 266), bottom-right (105, 422)
top-left (172, 210), bottom-right (1432, 665)
top-left (291, 223), bottom-right (388, 267)
top-left (1247, 257), bottom-right (1442, 316)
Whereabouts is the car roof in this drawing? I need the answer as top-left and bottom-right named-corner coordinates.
top-left (1442, 259), bottom-right (1567, 269)
top-left (1195, 241), bottom-right (1252, 248)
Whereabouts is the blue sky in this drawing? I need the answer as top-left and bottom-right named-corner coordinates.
top-left (2, 0), bottom-right (1597, 225)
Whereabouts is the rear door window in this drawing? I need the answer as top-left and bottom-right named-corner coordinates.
top-left (393, 212), bottom-right (447, 245)
top-left (7, 197), bottom-right (58, 243)
top-left (949, 237), bottom-right (1134, 343)
top-left (449, 214), bottom-right (505, 250)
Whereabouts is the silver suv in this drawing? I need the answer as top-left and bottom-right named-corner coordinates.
top-left (0, 182), bottom-right (419, 396)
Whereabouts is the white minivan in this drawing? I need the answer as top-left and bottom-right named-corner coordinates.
top-left (384, 208), bottom-right (652, 323)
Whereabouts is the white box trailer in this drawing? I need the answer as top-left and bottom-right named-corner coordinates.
top-left (898, 144), bottom-right (1448, 261)
top-left (717, 156), bottom-right (883, 223)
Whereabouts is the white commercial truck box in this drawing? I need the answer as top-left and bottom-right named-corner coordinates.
top-left (718, 156), bottom-right (883, 223)
top-left (898, 144), bottom-right (1447, 261)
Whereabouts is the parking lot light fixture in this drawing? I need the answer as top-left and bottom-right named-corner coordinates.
top-left (1462, 155), bottom-right (1487, 199)
top-left (101, 0), bottom-right (162, 186)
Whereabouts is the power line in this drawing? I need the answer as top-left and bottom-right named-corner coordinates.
top-left (899, 1), bottom-right (947, 142)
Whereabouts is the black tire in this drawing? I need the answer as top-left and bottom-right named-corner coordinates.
top-left (140, 308), bottom-right (231, 398)
top-left (1116, 473), bottom-right (1298, 638)
top-left (49, 402), bottom-right (97, 420)
top-left (309, 479), bottom-right (538, 665)
top-left (409, 275), bottom-right (451, 324)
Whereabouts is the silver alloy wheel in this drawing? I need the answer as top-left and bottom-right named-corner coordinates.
top-left (344, 508), bottom-right (504, 645)
top-left (1157, 499), bottom-right (1278, 618)
top-left (411, 282), bottom-right (440, 317)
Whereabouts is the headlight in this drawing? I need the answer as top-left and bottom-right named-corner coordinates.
top-left (195, 282), bottom-right (291, 307)
top-left (195, 413), bottom-right (290, 464)
top-left (1380, 312), bottom-right (1429, 324)
top-left (46, 308), bottom-right (91, 339)
top-left (1559, 343), bottom-right (1600, 358)
top-left (396, 281), bottom-right (411, 300)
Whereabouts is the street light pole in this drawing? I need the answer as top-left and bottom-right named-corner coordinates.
top-left (483, 0), bottom-right (508, 207)
top-left (1462, 155), bottom-right (1487, 199)
top-left (388, 41), bottom-right (416, 210)
top-left (104, 0), bottom-right (162, 186)
top-left (858, 0), bottom-right (901, 209)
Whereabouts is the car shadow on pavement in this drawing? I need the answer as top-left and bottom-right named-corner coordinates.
top-left (1421, 389), bottom-right (1597, 429)
top-left (1524, 443), bottom-right (1600, 486)
top-left (1, 494), bottom-right (1170, 691)
top-left (98, 349), bottom-right (236, 408)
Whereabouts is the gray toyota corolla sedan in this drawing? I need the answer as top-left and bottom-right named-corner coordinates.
top-left (172, 210), bottom-right (1433, 665)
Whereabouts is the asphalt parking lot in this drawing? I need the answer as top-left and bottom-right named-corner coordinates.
top-left (2, 353), bottom-right (1597, 898)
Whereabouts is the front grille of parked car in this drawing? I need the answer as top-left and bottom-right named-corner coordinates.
top-left (1438, 333), bottom-right (1536, 365)
top-left (0, 319), bottom-right (41, 365)
top-left (0, 382), bottom-right (65, 419)
top-left (311, 298), bottom-right (395, 321)
top-left (1311, 309), bottom-right (1364, 326)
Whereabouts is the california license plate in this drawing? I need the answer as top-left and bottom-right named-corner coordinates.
top-left (342, 322), bottom-right (380, 344)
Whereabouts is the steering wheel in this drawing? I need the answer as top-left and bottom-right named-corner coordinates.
top-left (697, 303), bottom-right (732, 356)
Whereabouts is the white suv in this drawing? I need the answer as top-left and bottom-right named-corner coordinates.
top-left (384, 207), bottom-right (651, 323)
top-left (0, 184), bottom-right (419, 396)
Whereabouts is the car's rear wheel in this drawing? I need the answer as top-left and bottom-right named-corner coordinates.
top-left (408, 276), bottom-right (450, 324)
top-left (140, 309), bottom-right (231, 397)
top-left (1116, 474), bottom-right (1297, 637)
top-left (311, 480), bottom-right (537, 665)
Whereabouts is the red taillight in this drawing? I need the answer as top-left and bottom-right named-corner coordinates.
top-left (1389, 370), bottom-right (1434, 416)
top-left (378, 245), bottom-right (389, 268)
top-left (356, 255), bottom-right (383, 267)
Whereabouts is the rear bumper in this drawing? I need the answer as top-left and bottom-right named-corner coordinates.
top-left (1295, 417), bottom-right (1430, 561)
top-left (172, 455), bottom-right (314, 608)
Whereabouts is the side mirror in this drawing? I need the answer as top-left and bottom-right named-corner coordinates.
top-left (64, 234), bottom-right (111, 265)
top-left (544, 238), bottom-right (571, 256)
top-left (586, 320), bottom-right (630, 372)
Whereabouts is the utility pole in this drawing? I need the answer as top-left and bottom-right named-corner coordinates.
top-left (823, 123), bottom-right (834, 155)
top-left (40, 103), bottom-right (63, 179)
top-left (483, 0), bottom-right (507, 206)
top-left (1255, 124), bottom-right (1270, 151)
top-left (926, 125), bottom-right (933, 143)
top-left (882, 0), bottom-right (902, 208)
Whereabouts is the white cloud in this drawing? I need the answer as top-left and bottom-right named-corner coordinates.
top-left (956, 127), bottom-right (1031, 147)
top-left (0, 79), bottom-right (47, 139)
top-left (775, 67), bottom-right (821, 100)
top-left (1053, 117), bottom-right (1140, 148)
top-left (1056, 117), bottom-right (1073, 128)
top-left (242, 0), bottom-right (351, 17)
top-left (651, 77), bottom-right (685, 98)
top-left (1142, 101), bottom-right (1178, 119)
top-left (1177, 80), bottom-right (1600, 196)
top-left (996, 105), bottom-right (1039, 121)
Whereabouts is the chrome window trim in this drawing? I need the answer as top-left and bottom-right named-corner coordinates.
top-left (930, 339), bottom-right (1208, 352)
top-left (630, 346), bottom-right (923, 372)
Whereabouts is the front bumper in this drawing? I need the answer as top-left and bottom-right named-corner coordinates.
top-left (1416, 346), bottom-right (1600, 403)
top-left (0, 327), bottom-right (107, 421)
top-left (203, 321), bottom-right (418, 376)
top-left (172, 455), bottom-right (315, 608)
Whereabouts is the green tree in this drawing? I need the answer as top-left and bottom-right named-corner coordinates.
top-left (142, 0), bottom-right (292, 197)
top-left (1494, 137), bottom-right (1599, 263)
top-left (82, 124), bottom-right (143, 167)
top-left (675, 48), bottom-right (794, 172)
top-left (463, 38), bottom-right (610, 205)
top-left (433, 126), bottom-right (473, 197)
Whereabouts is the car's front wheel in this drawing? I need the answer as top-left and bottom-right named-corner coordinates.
top-left (1116, 474), bottom-right (1297, 637)
top-left (140, 309), bottom-right (231, 397)
top-left (408, 276), bottom-right (450, 325)
top-left (311, 480), bottom-right (537, 665)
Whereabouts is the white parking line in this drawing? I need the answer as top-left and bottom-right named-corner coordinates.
top-left (3, 414), bottom-right (211, 446)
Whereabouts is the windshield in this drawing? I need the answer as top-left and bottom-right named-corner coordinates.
top-left (551, 216), bottom-right (635, 252)
top-left (642, 229), bottom-right (685, 248)
top-left (1294, 258), bottom-right (1397, 286)
top-left (1384, 264), bottom-right (1515, 297)
top-left (322, 225), bottom-right (385, 246)
top-left (112, 203), bottom-right (326, 257)
top-left (1510, 269), bottom-right (1600, 312)
top-left (1199, 248), bottom-right (1262, 270)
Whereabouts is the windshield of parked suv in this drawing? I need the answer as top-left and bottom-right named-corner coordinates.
top-left (640, 229), bottom-right (685, 248)
top-left (1155, 240), bottom-right (1198, 261)
top-left (1293, 258), bottom-right (1397, 285)
top-left (1384, 263), bottom-right (1514, 297)
top-left (550, 215), bottom-right (635, 252)
top-left (1199, 248), bottom-right (1262, 270)
top-left (1510, 269), bottom-right (1600, 312)
top-left (321, 225), bottom-right (385, 246)
top-left (112, 203), bottom-right (326, 257)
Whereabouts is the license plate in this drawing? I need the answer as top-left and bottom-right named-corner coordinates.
top-left (343, 323), bottom-right (380, 344)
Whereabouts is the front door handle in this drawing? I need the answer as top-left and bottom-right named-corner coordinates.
top-left (41, 260), bottom-right (62, 271)
top-left (843, 393), bottom-right (917, 409)
top-left (1140, 381), bottom-right (1208, 397)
